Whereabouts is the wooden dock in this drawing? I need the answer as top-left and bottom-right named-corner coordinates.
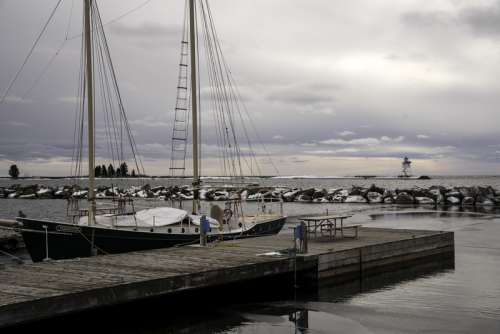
top-left (0, 227), bottom-right (454, 328)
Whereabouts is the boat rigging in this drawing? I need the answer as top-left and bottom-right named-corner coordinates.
top-left (15, 0), bottom-right (286, 262)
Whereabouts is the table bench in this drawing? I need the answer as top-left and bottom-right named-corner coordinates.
top-left (299, 215), bottom-right (360, 239)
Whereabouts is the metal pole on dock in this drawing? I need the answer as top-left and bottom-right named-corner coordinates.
top-left (301, 221), bottom-right (308, 254)
top-left (200, 215), bottom-right (207, 246)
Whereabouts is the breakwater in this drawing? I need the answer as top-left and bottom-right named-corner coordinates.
top-left (1, 183), bottom-right (499, 207)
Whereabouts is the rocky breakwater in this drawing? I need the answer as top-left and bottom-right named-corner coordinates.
top-left (0, 183), bottom-right (499, 208)
top-left (280, 184), bottom-right (500, 207)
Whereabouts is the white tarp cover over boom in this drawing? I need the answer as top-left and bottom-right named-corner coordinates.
top-left (81, 207), bottom-right (188, 227)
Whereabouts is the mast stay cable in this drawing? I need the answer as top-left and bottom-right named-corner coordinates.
top-left (0, 0), bottom-right (63, 104)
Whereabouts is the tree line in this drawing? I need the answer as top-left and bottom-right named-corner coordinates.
top-left (95, 162), bottom-right (138, 178)
top-left (7, 163), bottom-right (139, 179)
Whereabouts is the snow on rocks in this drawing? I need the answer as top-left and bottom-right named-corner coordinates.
top-left (415, 197), bottom-right (435, 205)
top-left (0, 183), bottom-right (499, 208)
top-left (344, 195), bottom-right (367, 203)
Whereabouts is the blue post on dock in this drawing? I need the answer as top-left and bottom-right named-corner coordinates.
top-left (294, 222), bottom-right (308, 254)
top-left (200, 215), bottom-right (209, 246)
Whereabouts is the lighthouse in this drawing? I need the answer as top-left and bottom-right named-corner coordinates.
top-left (400, 157), bottom-right (412, 177)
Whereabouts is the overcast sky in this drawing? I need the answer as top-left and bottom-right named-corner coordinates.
top-left (1, 0), bottom-right (500, 176)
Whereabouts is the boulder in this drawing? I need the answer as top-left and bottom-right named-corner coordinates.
top-left (283, 189), bottom-right (300, 202)
top-left (151, 186), bottom-right (165, 193)
top-left (213, 191), bottom-right (229, 201)
top-left (72, 190), bottom-right (88, 199)
top-left (383, 196), bottom-right (394, 204)
top-left (19, 185), bottom-right (38, 196)
top-left (230, 192), bottom-right (241, 200)
top-left (239, 190), bottom-right (248, 200)
top-left (179, 193), bottom-right (193, 200)
top-left (349, 186), bottom-right (367, 196)
top-left (337, 189), bottom-right (349, 197)
top-left (367, 192), bottom-right (383, 203)
top-left (395, 192), bottom-right (414, 205)
top-left (19, 194), bottom-right (36, 199)
top-left (299, 188), bottom-right (316, 198)
top-left (331, 194), bottom-right (345, 203)
top-left (368, 184), bottom-right (385, 194)
top-left (383, 189), bottom-right (394, 198)
top-left (105, 187), bottom-right (120, 197)
top-left (1, 188), bottom-right (16, 198)
top-left (395, 188), bottom-right (413, 195)
top-left (410, 187), bottom-right (429, 198)
top-left (476, 195), bottom-right (494, 206)
top-left (8, 192), bottom-right (18, 199)
top-left (326, 188), bottom-right (339, 195)
top-left (429, 185), bottom-right (447, 196)
top-left (462, 197), bottom-right (475, 206)
top-left (457, 187), bottom-right (475, 199)
top-left (415, 197), bottom-right (434, 205)
top-left (428, 189), bottom-right (444, 204)
top-left (296, 194), bottom-right (312, 202)
top-left (247, 192), bottom-right (263, 201)
top-left (446, 196), bottom-right (461, 205)
top-left (36, 187), bottom-right (53, 199)
top-left (477, 186), bottom-right (495, 200)
top-left (135, 190), bottom-right (148, 198)
top-left (345, 195), bottom-right (367, 203)
top-left (445, 190), bottom-right (462, 199)
top-left (312, 197), bottom-right (329, 203)
top-left (312, 189), bottom-right (327, 199)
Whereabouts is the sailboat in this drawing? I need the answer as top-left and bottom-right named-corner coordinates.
top-left (17, 0), bottom-right (286, 262)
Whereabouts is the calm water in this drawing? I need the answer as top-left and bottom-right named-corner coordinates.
top-left (1, 175), bottom-right (500, 190)
top-left (2, 177), bottom-right (500, 333)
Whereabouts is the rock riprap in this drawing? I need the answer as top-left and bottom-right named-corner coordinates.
top-left (0, 183), bottom-right (499, 207)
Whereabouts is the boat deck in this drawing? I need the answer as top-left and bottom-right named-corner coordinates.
top-left (0, 227), bottom-right (454, 328)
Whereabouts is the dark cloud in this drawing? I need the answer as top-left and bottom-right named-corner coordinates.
top-left (459, 1), bottom-right (500, 36)
top-left (401, 10), bottom-right (452, 28)
top-left (401, 1), bottom-right (500, 38)
top-left (1, 1), bottom-right (500, 175)
top-left (266, 85), bottom-right (337, 105)
top-left (109, 22), bottom-right (182, 39)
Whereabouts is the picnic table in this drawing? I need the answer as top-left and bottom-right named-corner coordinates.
top-left (299, 215), bottom-right (360, 239)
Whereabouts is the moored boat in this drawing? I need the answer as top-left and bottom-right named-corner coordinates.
top-left (17, 0), bottom-right (286, 262)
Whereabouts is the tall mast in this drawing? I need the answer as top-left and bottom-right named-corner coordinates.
top-left (189, 0), bottom-right (199, 214)
top-left (84, 0), bottom-right (95, 224)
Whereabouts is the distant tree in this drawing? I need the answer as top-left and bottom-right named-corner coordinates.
top-left (119, 162), bottom-right (129, 177)
top-left (107, 164), bottom-right (115, 178)
top-left (101, 164), bottom-right (108, 177)
top-left (8, 165), bottom-right (20, 179)
top-left (94, 165), bottom-right (102, 178)
top-left (131, 169), bottom-right (136, 177)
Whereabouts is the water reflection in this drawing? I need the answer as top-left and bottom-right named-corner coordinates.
top-left (315, 257), bottom-right (454, 303)
top-left (370, 206), bottom-right (500, 219)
